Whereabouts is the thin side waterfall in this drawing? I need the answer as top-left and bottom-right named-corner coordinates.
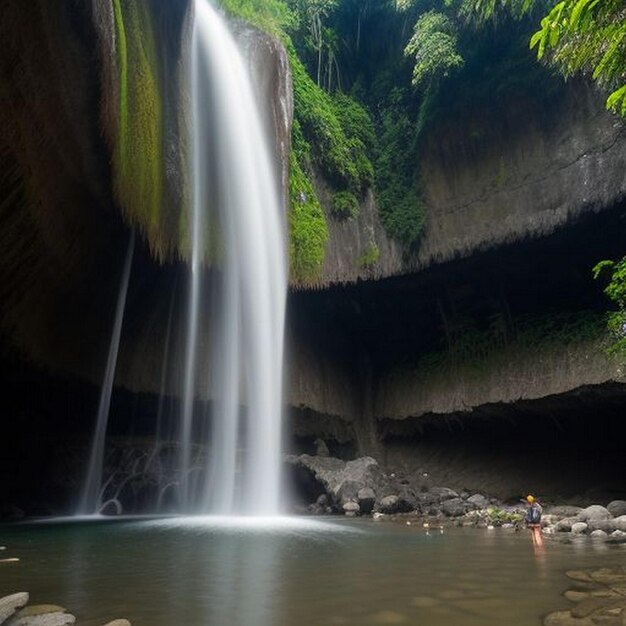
top-left (181, 0), bottom-right (287, 515)
top-left (78, 232), bottom-right (135, 514)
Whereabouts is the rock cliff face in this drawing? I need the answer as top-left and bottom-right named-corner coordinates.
top-left (314, 84), bottom-right (626, 286)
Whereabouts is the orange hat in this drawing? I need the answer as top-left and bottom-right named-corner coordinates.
top-left (526, 495), bottom-right (535, 503)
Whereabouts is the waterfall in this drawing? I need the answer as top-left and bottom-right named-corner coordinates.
top-left (78, 232), bottom-right (135, 514)
top-left (181, 0), bottom-right (287, 515)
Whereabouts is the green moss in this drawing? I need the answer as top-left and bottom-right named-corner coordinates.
top-left (357, 243), bottom-right (380, 269)
top-left (288, 145), bottom-right (328, 283)
top-left (112, 0), bottom-right (165, 258)
top-left (331, 190), bottom-right (359, 219)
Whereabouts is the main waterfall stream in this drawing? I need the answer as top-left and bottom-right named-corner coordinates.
top-left (181, 0), bottom-right (287, 514)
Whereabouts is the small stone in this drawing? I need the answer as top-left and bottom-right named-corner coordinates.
top-left (372, 512), bottom-right (385, 521)
top-left (590, 530), bottom-right (608, 540)
top-left (544, 609), bottom-right (592, 626)
top-left (571, 522), bottom-right (589, 535)
top-left (565, 591), bottom-right (590, 602)
top-left (101, 620), bottom-right (131, 626)
top-left (567, 571), bottom-right (594, 583)
top-left (556, 518), bottom-right (579, 532)
top-left (0, 594), bottom-right (29, 624)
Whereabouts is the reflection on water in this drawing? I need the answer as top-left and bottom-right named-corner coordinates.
top-left (0, 518), bottom-right (624, 626)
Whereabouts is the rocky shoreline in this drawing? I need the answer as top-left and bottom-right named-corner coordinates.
top-left (287, 454), bottom-right (626, 544)
top-left (0, 593), bottom-right (129, 626)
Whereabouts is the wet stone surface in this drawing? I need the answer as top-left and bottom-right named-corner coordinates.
top-left (544, 567), bottom-right (626, 626)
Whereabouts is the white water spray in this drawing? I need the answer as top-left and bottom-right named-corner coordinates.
top-left (182, 0), bottom-right (287, 515)
top-left (79, 232), bottom-right (135, 514)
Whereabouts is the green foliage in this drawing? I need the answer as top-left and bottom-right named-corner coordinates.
top-left (593, 257), bottom-right (626, 355)
top-left (404, 11), bottom-right (465, 89)
top-left (332, 190), bottom-right (360, 218)
top-left (415, 310), bottom-right (608, 374)
top-left (357, 243), bottom-right (380, 268)
top-left (463, 0), bottom-right (626, 116)
top-left (111, 0), bottom-right (165, 258)
top-left (288, 121), bottom-right (329, 282)
top-left (487, 508), bottom-right (524, 525)
top-left (375, 90), bottom-right (425, 246)
top-left (219, 0), bottom-right (296, 36)
top-left (289, 45), bottom-right (373, 192)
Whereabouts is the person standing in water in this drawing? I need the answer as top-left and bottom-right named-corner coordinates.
top-left (524, 494), bottom-right (543, 548)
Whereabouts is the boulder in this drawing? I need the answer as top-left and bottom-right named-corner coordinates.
top-left (577, 505), bottom-right (612, 523)
top-left (0, 594), bottom-right (29, 624)
top-left (357, 488), bottom-right (376, 514)
top-left (555, 517), bottom-right (578, 532)
top-left (590, 530), bottom-right (608, 540)
top-left (285, 455), bottom-right (383, 508)
top-left (379, 495), bottom-right (400, 514)
top-left (342, 501), bottom-right (360, 517)
top-left (15, 607), bottom-right (66, 617)
top-left (442, 498), bottom-right (472, 517)
top-left (467, 494), bottom-right (488, 509)
top-left (313, 438), bottom-right (330, 457)
top-left (571, 522), bottom-right (589, 535)
top-left (587, 520), bottom-right (616, 533)
top-left (613, 516), bottom-right (626, 532)
top-left (607, 501), bottom-right (626, 517)
top-left (430, 487), bottom-right (459, 502)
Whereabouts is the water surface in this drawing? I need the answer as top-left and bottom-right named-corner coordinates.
top-left (1, 518), bottom-right (624, 625)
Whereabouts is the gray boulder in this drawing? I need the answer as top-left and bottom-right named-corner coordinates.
top-left (430, 487), bottom-right (459, 502)
top-left (613, 515), bottom-right (626, 532)
top-left (607, 500), bottom-right (626, 517)
top-left (589, 530), bottom-right (608, 540)
top-left (342, 501), bottom-right (360, 517)
top-left (586, 519), bottom-right (616, 533)
top-left (357, 488), bottom-right (376, 514)
top-left (555, 517), bottom-right (578, 532)
top-left (379, 495), bottom-right (400, 514)
top-left (0, 594), bottom-right (29, 624)
top-left (571, 522), bottom-right (589, 535)
top-left (285, 455), bottom-right (383, 508)
top-left (467, 494), bottom-right (488, 509)
top-left (442, 498), bottom-right (472, 517)
top-left (577, 505), bottom-right (612, 522)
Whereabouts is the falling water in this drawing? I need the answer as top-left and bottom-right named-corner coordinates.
top-left (181, 0), bottom-right (287, 514)
top-left (78, 232), bottom-right (135, 514)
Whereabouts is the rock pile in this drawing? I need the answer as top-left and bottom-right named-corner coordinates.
top-left (0, 593), bottom-right (130, 626)
top-left (286, 454), bottom-right (626, 544)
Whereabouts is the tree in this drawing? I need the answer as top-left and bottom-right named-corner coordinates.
top-left (461, 0), bottom-right (626, 116)
top-left (593, 258), bottom-right (626, 355)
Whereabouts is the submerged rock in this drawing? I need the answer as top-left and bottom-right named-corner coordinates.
top-left (589, 530), bottom-right (608, 540)
top-left (101, 621), bottom-right (131, 626)
top-left (0, 594), bottom-right (29, 624)
top-left (5, 613), bottom-right (76, 625)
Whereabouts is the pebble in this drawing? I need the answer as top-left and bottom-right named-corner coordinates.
top-left (101, 621), bottom-right (131, 626)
